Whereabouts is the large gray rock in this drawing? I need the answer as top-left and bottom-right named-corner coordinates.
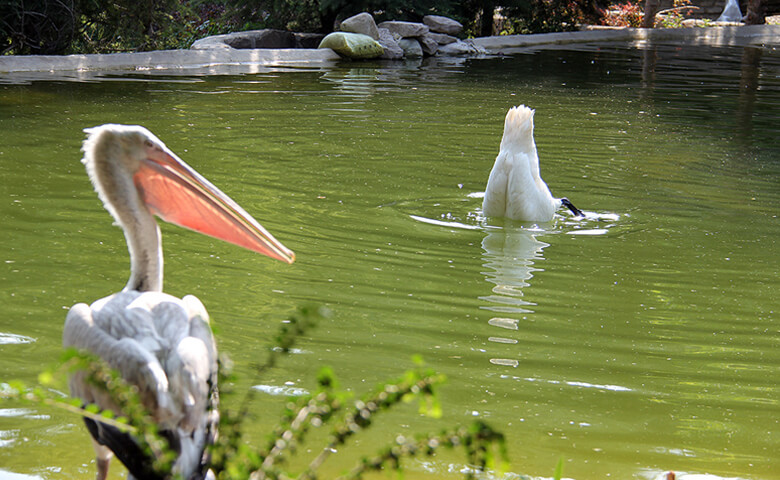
top-left (377, 21), bottom-right (429, 38)
top-left (437, 40), bottom-right (486, 56)
top-left (427, 32), bottom-right (458, 45)
top-left (191, 29), bottom-right (296, 49)
top-left (418, 34), bottom-right (439, 56)
top-left (423, 15), bottom-right (463, 35)
top-left (340, 12), bottom-right (380, 40)
top-left (294, 33), bottom-right (326, 48)
top-left (398, 38), bottom-right (423, 57)
top-left (378, 28), bottom-right (404, 59)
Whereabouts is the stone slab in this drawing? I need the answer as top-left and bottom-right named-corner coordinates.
top-left (377, 21), bottom-right (429, 38)
top-left (471, 25), bottom-right (780, 52)
top-left (378, 28), bottom-right (404, 59)
top-left (0, 48), bottom-right (340, 73)
top-left (398, 38), bottom-right (423, 57)
top-left (428, 32), bottom-right (458, 45)
top-left (418, 34), bottom-right (439, 55)
top-left (192, 29), bottom-right (296, 49)
top-left (423, 15), bottom-right (463, 35)
top-left (340, 12), bottom-right (380, 40)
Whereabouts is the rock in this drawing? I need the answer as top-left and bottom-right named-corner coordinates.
top-left (190, 37), bottom-right (233, 50)
top-left (378, 28), bottom-right (404, 59)
top-left (398, 38), bottom-right (423, 57)
top-left (422, 15), bottom-right (463, 35)
top-left (191, 29), bottom-right (296, 49)
top-left (318, 32), bottom-right (385, 59)
top-left (294, 33), bottom-right (325, 48)
top-left (340, 12), bottom-right (380, 40)
top-left (437, 40), bottom-right (486, 56)
top-left (427, 32), bottom-right (458, 45)
top-left (377, 21), bottom-right (429, 38)
top-left (418, 34), bottom-right (439, 56)
top-left (231, 29), bottom-right (295, 49)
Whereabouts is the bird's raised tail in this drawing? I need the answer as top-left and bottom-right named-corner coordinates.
top-left (499, 105), bottom-right (535, 155)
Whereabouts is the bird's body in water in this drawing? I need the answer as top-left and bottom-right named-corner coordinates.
top-left (482, 105), bottom-right (583, 222)
top-left (64, 124), bottom-right (294, 480)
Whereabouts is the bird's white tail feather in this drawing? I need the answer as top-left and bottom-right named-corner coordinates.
top-left (499, 105), bottom-right (535, 154)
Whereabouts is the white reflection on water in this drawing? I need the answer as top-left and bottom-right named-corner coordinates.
top-left (252, 384), bottom-right (309, 397)
top-left (0, 470), bottom-right (44, 480)
top-left (480, 225), bottom-right (548, 368)
top-left (0, 333), bottom-right (35, 345)
top-left (500, 374), bottom-right (632, 393)
top-left (480, 225), bottom-right (548, 315)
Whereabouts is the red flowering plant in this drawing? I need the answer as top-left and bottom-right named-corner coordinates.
top-left (602, 0), bottom-right (644, 27)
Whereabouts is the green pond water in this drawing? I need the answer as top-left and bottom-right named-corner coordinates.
top-left (0, 42), bottom-right (778, 480)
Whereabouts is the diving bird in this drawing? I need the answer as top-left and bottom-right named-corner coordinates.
top-left (482, 105), bottom-right (584, 222)
top-left (63, 124), bottom-right (295, 480)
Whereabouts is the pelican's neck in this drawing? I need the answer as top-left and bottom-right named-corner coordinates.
top-left (122, 212), bottom-right (163, 293)
top-left (90, 150), bottom-right (164, 293)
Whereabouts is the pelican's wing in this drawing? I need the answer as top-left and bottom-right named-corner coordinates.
top-left (63, 299), bottom-right (175, 418)
top-left (483, 152), bottom-right (510, 217)
top-left (64, 291), bottom-right (218, 479)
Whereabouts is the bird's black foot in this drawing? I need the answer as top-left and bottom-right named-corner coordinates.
top-left (561, 198), bottom-right (584, 217)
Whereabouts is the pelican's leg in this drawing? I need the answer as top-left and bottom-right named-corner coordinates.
top-left (91, 438), bottom-right (112, 480)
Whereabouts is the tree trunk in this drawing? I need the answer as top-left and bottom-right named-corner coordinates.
top-left (480, 3), bottom-right (495, 37)
top-left (744, 0), bottom-right (766, 24)
top-left (642, 0), bottom-right (661, 27)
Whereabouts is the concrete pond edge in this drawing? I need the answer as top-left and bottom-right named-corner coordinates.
top-left (1, 25), bottom-right (777, 75)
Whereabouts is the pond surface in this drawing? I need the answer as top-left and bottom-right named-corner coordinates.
top-left (0, 41), bottom-right (778, 480)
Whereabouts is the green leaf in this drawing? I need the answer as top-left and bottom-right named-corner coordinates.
top-left (553, 456), bottom-right (565, 480)
top-left (38, 371), bottom-right (54, 386)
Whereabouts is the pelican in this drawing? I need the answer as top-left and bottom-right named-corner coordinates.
top-left (482, 105), bottom-right (584, 222)
top-left (63, 124), bottom-right (295, 480)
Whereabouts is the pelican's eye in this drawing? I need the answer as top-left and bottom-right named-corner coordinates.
top-left (144, 139), bottom-right (154, 148)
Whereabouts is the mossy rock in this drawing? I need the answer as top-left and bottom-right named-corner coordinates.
top-left (318, 32), bottom-right (384, 59)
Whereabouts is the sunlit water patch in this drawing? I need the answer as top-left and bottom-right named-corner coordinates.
top-left (0, 333), bottom-right (35, 345)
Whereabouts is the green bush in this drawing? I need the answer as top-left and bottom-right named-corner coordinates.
top-left (3, 306), bottom-right (508, 480)
top-left (1, 0), bottom-right (238, 54)
top-left (500, 0), bottom-right (596, 34)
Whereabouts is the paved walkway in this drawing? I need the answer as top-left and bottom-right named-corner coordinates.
top-left (472, 24), bottom-right (780, 52)
top-left (1, 25), bottom-right (777, 75)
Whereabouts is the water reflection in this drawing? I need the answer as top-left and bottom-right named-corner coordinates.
top-left (480, 225), bottom-right (548, 314)
top-left (736, 46), bottom-right (762, 141)
top-left (480, 225), bottom-right (549, 367)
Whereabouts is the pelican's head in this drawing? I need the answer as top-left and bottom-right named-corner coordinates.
top-left (81, 124), bottom-right (295, 265)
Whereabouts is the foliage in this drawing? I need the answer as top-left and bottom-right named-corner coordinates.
top-left (2, 305), bottom-right (508, 480)
top-left (500, 0), bottom-right (593, 34)
top-left (0, 0), bottom-right (239, 54)
top-left (601, 1), bottom-right (644, 27)
top-left (74, 0), bottom-right (240, 53)
top-left (656, 0), bottom-right (697, 28)
top-left (0, 0), bottom-right (79, 54)
top-left (0, 0), bottom-right (612, 53)
top-left (224, 0), bottom-right (461, 33)
top-left (226, 0), bottom-right (326, 33)
top-left (7, 349), bottom-right (178, 476)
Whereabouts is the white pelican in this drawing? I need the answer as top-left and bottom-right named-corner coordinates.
top-left (63, 125), bottom-right (295, 480)
top-left (482, 105), bottom-right (583, 222)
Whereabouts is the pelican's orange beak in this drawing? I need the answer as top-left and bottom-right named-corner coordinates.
top-left (133, 143), bottom-right (295, 264)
